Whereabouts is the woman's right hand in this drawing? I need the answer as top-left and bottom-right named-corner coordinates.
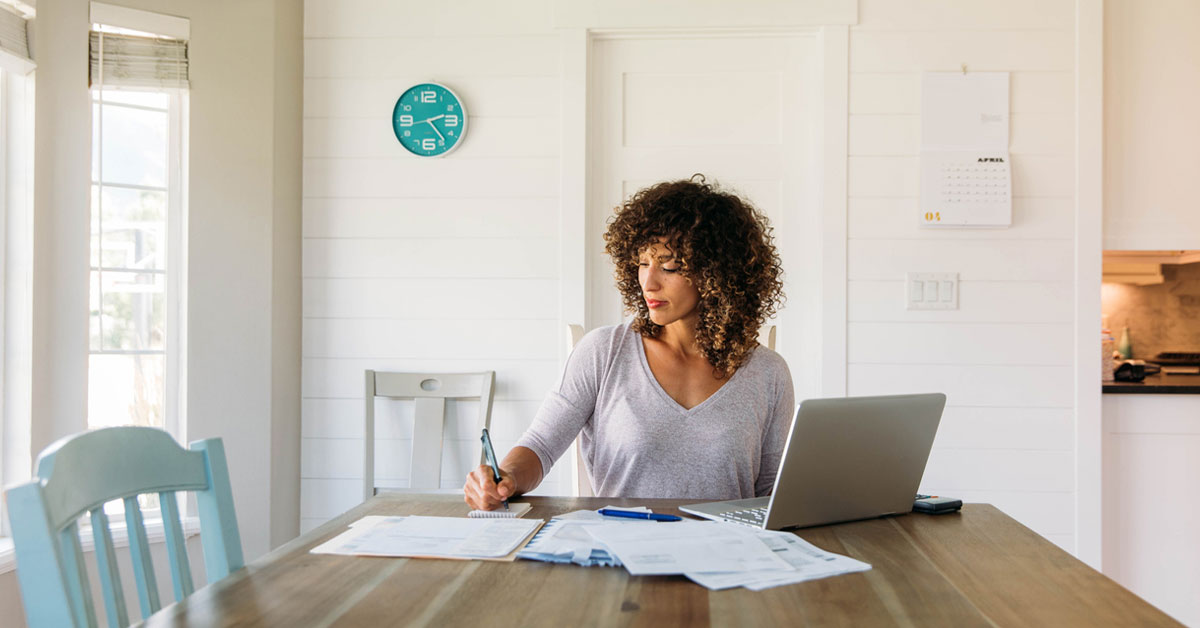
top-left (464, 465), bottom-right (515, 511)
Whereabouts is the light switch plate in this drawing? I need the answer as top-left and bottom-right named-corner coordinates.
top-left (906, 272), bottom-right (958, 310)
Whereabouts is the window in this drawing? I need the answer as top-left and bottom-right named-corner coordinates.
top-left (87, 21), bottom-right (188, 442)
top-left (87, 87), bottom-right (184, 435)
top-left (86, 11), bottom-right (189, 520)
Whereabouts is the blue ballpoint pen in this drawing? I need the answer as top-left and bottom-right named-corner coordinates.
top-left (598, 508), bottom-right (682, 522)
top-left (480, 428), bottom-right (507, 510)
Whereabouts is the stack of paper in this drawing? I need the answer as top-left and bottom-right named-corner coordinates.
top-left (311, 515), bottom-right (542, 560)
top-left (585, 520), bottom-right (794, 576)
top-left (582, 519), bottom-right (871, 591)
top-left (314, 511), bottom-right (870, 591)
top-left (684, 528), bottom-right (873, 591)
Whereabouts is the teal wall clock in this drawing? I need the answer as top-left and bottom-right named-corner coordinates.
top-left (392, 82), bottom-right (468, 157)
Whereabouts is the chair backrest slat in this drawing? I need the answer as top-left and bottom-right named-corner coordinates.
top-left (364, 370), bottom-right (496, 498)
top-left (89, 508), bottom-right (129, 628)
top-left (58, 522), bottom-right (97, 628)
top-left (373, 372), bottom-right (490, 399)
top-left (409, 397), bottom-right (446, 489)
top-left (123, 497), bottom-right (161, 617)
top-left (159, 491), bottom-right (194, 601)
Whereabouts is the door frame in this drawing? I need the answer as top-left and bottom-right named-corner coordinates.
top-left (557, 26), bottom-right (849, 398)
top-left (1074, 0), bottom-right (1104, 569)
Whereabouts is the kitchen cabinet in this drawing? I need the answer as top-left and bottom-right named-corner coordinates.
top-left (1104, 0), bottom-right (1200, 249)
top-left (1101, 393), bottom-right (1200, 626)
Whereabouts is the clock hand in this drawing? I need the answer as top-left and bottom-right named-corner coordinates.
top-left (426, 120), bottom-right (446, 142)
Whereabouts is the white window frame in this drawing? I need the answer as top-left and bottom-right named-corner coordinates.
top-left (0, 60), bottom-right (36, 566)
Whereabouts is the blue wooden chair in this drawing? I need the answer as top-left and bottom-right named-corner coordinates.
top-left (4, 427), bottom-right (243, 627)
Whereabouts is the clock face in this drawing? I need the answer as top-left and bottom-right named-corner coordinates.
top-left (392, 83), bottom-right (467, 157)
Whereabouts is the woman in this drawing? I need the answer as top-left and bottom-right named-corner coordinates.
top-left (464, 176), bottom-right (792, 510)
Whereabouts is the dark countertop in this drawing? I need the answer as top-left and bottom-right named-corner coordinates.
top-left (1103, 372), bottom-right (1200, 394)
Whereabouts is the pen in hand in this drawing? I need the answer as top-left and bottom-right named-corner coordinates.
top-left (480, 428), bottom-right (508, 510)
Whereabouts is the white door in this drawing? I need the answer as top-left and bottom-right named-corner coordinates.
top-left (588, 34), bottom-right (823, 397)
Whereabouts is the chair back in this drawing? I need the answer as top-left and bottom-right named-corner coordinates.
top-left (565, 323), bottom-right (585, 354)
top-left (4, 427), bottom-right (243, 628)
top-left (759, 324), bottom-right (777, 350)
top-left (364, 370), bottom-right (496, 500)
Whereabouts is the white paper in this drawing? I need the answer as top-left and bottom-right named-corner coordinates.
top-left (585, 521), bottom-right (792, 576)
top-left (685, 530), bottom-right (871, 591)
top-left (921, 72), bottom-right (1009, 152)
top-left (311, 515), bottom-right (540, 559)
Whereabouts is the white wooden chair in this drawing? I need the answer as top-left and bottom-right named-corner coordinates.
top-left (565, 323), bottom-right (776, 497)
top-left (5, 427), bottom-right (242, 627)
top-left (363, 370), bottom-right (495, 501)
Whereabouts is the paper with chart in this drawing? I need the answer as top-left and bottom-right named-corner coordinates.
top-left (584, 520), bottom-right (794, 576)
top-left (311, 515), bottom-right (541, 559)
top-left (685, 528), bottom-right (872, 591)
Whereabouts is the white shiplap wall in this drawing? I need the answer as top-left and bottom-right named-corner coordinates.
top-left (300, 0), bottom-right (569, 533)
top-left (848, 0), bottom-right (1077, 551)
top-left (302, 0), bottom-right (1083, 551)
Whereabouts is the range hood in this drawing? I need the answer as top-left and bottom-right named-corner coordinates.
top-left (1102, 250), bottom-right (1200, 285)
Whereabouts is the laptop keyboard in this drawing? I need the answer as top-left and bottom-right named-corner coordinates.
top-left (720, 507), bottom-right (767, 527)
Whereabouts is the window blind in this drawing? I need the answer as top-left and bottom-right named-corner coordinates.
top-left (89, 30), bottom-right (188, 89)
top-left (0, 4), bottom-right (30, 65)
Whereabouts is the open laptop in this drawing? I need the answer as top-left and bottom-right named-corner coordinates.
top-left (680, 393), bottom-right (946, 530)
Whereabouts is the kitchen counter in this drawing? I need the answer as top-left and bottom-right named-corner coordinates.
top-left (1103, 372), bottom-right (1200, 394)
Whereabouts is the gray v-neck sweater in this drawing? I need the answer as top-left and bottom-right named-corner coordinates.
top-left (516, 323), bottom-right (795, 500)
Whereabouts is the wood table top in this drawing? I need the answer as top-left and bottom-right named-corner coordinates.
top-left (141, 494), bottom-right (1179, 627)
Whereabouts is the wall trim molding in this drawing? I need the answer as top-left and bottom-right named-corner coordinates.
top-left (1073, 0), bottom-right (1104, 569)
top-left (552, 0), bottom-right (857, 29)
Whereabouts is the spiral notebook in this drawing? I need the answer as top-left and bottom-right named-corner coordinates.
top-left (468, 502), bottom-right (532, 519)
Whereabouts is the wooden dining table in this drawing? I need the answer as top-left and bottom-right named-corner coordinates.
top-left (141, 494), bottom-right (1179, 627)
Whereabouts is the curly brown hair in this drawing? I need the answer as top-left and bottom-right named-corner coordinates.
top-left (603, 176), bottom-right (785, 377)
